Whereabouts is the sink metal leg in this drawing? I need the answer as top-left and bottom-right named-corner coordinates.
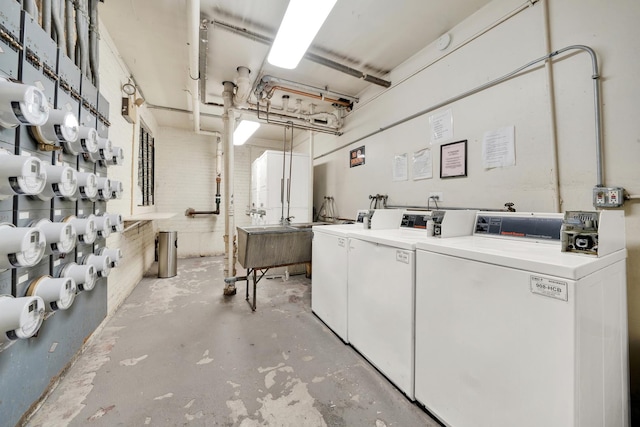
top-left (252, 269), bottom-right (257, 311)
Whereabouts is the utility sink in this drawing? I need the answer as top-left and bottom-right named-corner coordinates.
top-left (237, 224), bottom-right (313, 269)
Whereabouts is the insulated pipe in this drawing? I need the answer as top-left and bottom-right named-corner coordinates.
top-left (222, 81), bottom-right (236, 285)
top-left (51, 0), bottom-right (65, 49)
top-left (233, 66), bottom-right (252, 108)
top-left (42, 0), bottom-right (52, 34)
top-left (65, 0), bottom-right (74, 60)
top-left (187, 0), bottom-right (200, 133)
top-left (88, 0), bottom-right (99, 87)
top-left (255, 75), bottom-right (359, 105)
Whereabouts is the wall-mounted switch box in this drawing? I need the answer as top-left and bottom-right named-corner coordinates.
top-left (592, 187), bottom-right (624, 208)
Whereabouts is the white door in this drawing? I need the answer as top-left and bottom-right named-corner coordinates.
top-left (311, 231), bottom-right (348, 342)
top-left (415, 250), bottom-right (575, 427)
top-left (347, 238), bottom-right (415, 399)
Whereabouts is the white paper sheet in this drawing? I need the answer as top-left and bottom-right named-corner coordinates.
top-left (413, 148), bottom-right (433, 180)
top-left (429, 109), bottom-right (453, 144)
top-left (482, 126), bottom-right (515, 169)
top-left (393, 153), bottom-right (408, 181)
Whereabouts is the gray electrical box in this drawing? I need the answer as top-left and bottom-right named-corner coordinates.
top-left (592, 186), bottom-right (624, 208)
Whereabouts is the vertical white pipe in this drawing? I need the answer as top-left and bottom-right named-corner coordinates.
top-left (187, 0), bottom-right (200, 133)
top-left (308, 104), bottom-right (315, 223)
top-left (541, 0), bottom-right (561, 213)
top-left (222, 82), bottom-right (235, 279)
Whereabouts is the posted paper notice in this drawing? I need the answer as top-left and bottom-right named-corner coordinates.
top-left (483, 126), bottom-right (515, 169)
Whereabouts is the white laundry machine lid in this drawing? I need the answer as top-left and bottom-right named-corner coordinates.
top-left (416, 236), bottom-right (626, 280)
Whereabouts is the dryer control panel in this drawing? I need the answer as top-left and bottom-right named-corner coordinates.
top-left (475, 214), bottom-right (563, 241)
top-left (400, 213), bottom-right (430, 229)
top-left (561, 210), bottom-right (626, 257)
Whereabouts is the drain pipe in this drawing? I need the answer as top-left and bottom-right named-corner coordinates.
top-left (233, 66), bottom-right (252, 108)
top-left (215, 131), bottom-right (222, 214)
top-left (222, 81), bottom-right (237, 295)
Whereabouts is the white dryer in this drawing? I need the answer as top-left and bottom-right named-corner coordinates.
top-left (346, 210), bottom-right (477, 400)
top-left (414, 211), bottom-right (629, 427)
top-left (311, 209), bottom-right (403, 343)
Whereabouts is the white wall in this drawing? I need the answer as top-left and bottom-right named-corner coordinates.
top-left (153, 129), bottom-right (283, 257)
top-left (311, 0), bottom-right (640, 393)
top-left (99, 20), bottom-right (159, 313)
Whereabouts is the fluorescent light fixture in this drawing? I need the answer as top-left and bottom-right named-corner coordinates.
top-left (268, 0), bottom-right (337, 69)
top-left (233, 120), bottom-right (260, 146)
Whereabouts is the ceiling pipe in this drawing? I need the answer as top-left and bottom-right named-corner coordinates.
top-left (187, 0), bottom-right (201, 134)
top-left (233, 66), bottom-right (252, 108)
top-left (254, 75), bottom-right (359, 105)
top-left (266, 85), bottom-right (352, 108)
top-left (210, 19), bottom-right (391, 88)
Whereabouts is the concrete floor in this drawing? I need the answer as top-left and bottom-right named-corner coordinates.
top-left (26, 256), bottom-right (439, 427)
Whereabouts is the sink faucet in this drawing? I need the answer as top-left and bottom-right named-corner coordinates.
top-left (281, 216), bottom-right (295, 225)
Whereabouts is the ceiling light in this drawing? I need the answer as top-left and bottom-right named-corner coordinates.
top-left (268, 0), bottom-right (337, 69)
top-left (233, 120), bottom-right (260, 146)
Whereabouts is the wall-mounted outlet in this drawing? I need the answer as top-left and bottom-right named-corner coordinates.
top-left (592, 186), bottom-right (624, 208)
top-left (429, 192), bottom-right (443, 202)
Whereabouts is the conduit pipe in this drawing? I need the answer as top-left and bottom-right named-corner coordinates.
top-left (88, 0), bottom-right (99, 86)
top-left (187, 0), bottom-right (201, 134)
top-left (51, 0), bottom-right (65, 50)
top-left (541, 0), bottom-right (561, 212)
top-left (222, 81), bottom-right (236, 292)
top-left (42, 0), bottom-right (52, 34)
top-left (75, 0), bottom-right (89, 76)
top-left (317, 45), bottom-right (607, 192)
top-left (65, 0), bottom-right (74, 60)
top-left (267, 86), bottom-right (351, 108)
top-left (24, 0), bottom-right (38, 19)
top-left (256, 102), bottom-right (341, 135)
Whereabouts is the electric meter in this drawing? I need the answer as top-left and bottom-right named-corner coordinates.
top-left (101, 146), bottom-right (124, 166)
top-left (89, 136), bottom-right (113, 162)
top-left (94, 215), bottom-right (112, 238)
top-left (82, 254), bottom-right (112, 278)
top-left (0, 149), bottom-right (47, 199)
top-left (36, 163), bottom-right (77, 200)
top-left (32, 219), bottom-right (76, 254)
top-left (0, 295), bottom-right (45, 342)
top-left (106, 213), bottom-right (124, 232)
top-left (63, 215), bottom-right (97, 244)
top-left (95, 177), bottom-right (112, 201)
top-left (0, 77), bottom-right (49, 128)
top-left (30, 108), bottom-right (79, 145)
top-left (0, 223), bottom-right (46, 269)
top-left (64, 126), bottom-right (98, 155)
top-left (60, 262), bottom-right (96, 292)
top-left (26, 276), bottom-right (77, 311)
top-left (76, 172), bottom-right (98, 200)
top-left (98, 247), bottom-right (123, 267)
top-left (110, 180), bottom-right (124, 199)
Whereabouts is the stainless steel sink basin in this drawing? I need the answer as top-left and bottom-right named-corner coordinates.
top-left (237, 224), bottom-right (313, 269)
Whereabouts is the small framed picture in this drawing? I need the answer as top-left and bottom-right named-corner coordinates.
top-left (350, 146), bottom-right (365, 168)
top-left (440, 140), bottom-right (467, 178)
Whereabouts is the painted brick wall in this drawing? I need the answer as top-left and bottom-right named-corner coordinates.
top-left (99, 21), bottom-right (158, 314)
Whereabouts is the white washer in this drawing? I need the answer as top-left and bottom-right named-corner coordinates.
top-left (414, 211), bottom-right (629, 427)
top-left (312, 209), bottom-right (403, 343)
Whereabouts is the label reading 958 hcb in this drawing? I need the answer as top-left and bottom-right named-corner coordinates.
top-left (530, 275), bottom-right (568, 302)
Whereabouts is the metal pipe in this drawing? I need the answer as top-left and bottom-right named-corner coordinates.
top-left (211, 19), bottom-right (391, 88)
top-left (24, 0), bottom-right (38, 19)
top-left (187, 0), bottom-right (201, 133)
top-left (308, 127), bottom-right (315, 223)
top-left (255, 75), bottom-right (359, 105)
top-left (88, 0), bottom-right (99, 86)
top-left (256, 102), bottom-right (341, 135)
top-left (185, 208), bottom-right (219, 217)
top-left (266, 85), bottom-right (352, 108)
top-left (287, 124), bottom-right (294, 222)
top-left (317, 45), bottom-right (606, 190)
top-left (42, 0), bottom-right (52, 34)
top-left (51, 0), bottom-right (65, 49)
top-left (280, 125), bottom-right (286, 224)
top-left (75, 0), bottom-right (89, 75)
top-left (222, 81), bottom-right (236, 292)
top-left (65, 0), bottom-right (74, 60)
top-left (541, 0), bottom-right (561, 212)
